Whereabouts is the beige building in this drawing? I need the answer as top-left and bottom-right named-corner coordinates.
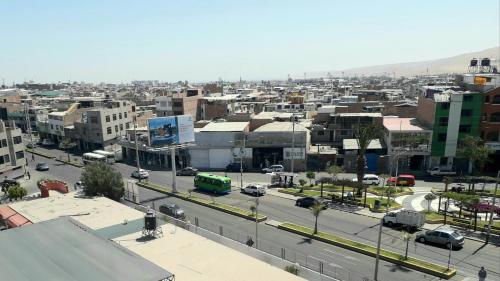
top-left (0, 120), bottom-right (26, 179)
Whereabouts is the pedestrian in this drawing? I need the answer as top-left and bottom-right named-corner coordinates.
top-left (246, 237), bottom-right (254, 247)
top-left (478, 266), bottom-right (487, 281)
top-left (27, 171), bottom-right (30, 180)
top-left (31, 153), bottom-right (35, 161)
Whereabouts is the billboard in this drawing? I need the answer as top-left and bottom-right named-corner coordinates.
top-left (148, 115), bottom-right (195, 146)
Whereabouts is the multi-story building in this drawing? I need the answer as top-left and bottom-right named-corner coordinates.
top-left (155, 88), bottom-right (201, 119)
top-left (417, 90), bottom-right (482, 171)
top-left (0, 120), bottom-right (26, 179)
top-left (71, 101), bottom-right (135, 151)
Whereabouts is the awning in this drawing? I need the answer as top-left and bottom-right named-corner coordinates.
top-left (0, 206), bottom-right (16, 220)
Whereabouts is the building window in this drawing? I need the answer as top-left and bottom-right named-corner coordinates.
top-left (173, 102), bottom-right (183, 107)
top-left (115, 125), bottom-right (118, 133)
top-left (126, 122), bottom-right (130, 129)
top-left (4, 154), bottom-right (10, 163)
top-left (13, 136), bottom-right (22, 144)
top-left (16, 151), bottom-right (24, 159)
top-left (461, 109), bottom-right (472, 117)
top-left (485, 96), bottom-right (490, 103)
top-left (439, 117), bottom-right (448, 126)
top-left (119, 113), bottom-right (122, 119)
top-left (107, 127), bottom-right (112, 134)
top-left (90, 117), bottom-right (98, 124)
top-left (463, 95), bottom-right (473, 102)
top-left (459, 125), bottom-right (471, 133)
top-left (119, 124), bottom-right (123, 131)
top-left (317, 131), bottom-right (324, 136)
top-left (113, 114), bottom-right (117, 121)
top-left (0, 155), bottom-right (4, 165)
top-left (486, 131), bottom-right (499, 141)
top-left (490, 112), bottom-right (500, 122)
top-left (124, 112), bottom-right (128, 118)
top-left (50, 124), bottom-right (54, 130)
top-left (105, 115), bottom-right (110, 122)
top-left (493, 95), bottom-right (500, 104)
top-left (438, 133), bottom-right (446, 142)
top-left (441, 103), bottom-right (450, 110)
top-left (1, 139), bottom-right (7, 147)
top-left (439, 157), bottom-right (448, 166)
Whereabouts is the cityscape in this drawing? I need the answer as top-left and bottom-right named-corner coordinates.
top-left (0, 1), bottom-right (499, 281)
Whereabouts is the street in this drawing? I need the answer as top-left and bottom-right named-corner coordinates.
top-left (17, 146), bottom-right (500, 281)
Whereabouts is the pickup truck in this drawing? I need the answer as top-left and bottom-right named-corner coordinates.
top-left (427, 167), bottom-right (456, 177)
top-left (383, 210), bottom-right (425, 230)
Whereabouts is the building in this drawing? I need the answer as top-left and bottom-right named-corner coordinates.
top-left (382, 117), bottom-right (432, 172)
top-left (155, 88), bottom-right (201, 119)
top-left (70, 101), bottom-right (135, 151)
top-left (198, 95), bottom-right (239, 121)
top-left (0, 120), bottom-right (26, 179)
top-left (417, 90), bottom-right (482, 171)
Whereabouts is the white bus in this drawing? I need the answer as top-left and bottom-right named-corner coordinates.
top-left (82, 152), bottom-right (106, 165)
top-left (93, 150), bottom-right (116, 164)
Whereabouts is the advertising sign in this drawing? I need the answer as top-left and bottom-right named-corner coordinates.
top-left (474, 76), bottom-right (487, 86)
top-left (283, 147), bottom-right (305, 160)
top-left (148, 115), bottom-right (195, 146)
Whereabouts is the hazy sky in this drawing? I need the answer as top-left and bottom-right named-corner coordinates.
top-left (1, 0), bottom-right (498, 84)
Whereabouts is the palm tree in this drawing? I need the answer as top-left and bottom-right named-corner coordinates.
top-left (327, 164), bottom-right (344, 183)
top-left (457, 136), bottom-right (492, 174)
top-left (306, 171), bottom-right (316, 185)
top-left (311, 202), bottom-right (324, 234)
top-left (59, 138), bottom-right (78, 162)
top-left (440, 177), bottom-right (453, 224)
top-left (424, 193), bottom-right (437, 212)
top-left (401, 231), bottom-right (413, 260)
top-left (355, 125), bottom-right (379, 196)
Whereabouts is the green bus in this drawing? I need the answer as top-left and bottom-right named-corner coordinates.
top-left (194, 173), bottom-right (231, 194)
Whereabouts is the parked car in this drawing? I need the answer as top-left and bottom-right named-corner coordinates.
top-left (131, 169), bottom-right (149, 179)
top-left (352, 174), bottom-right (380, 185)
top-left (295, 197), bottom-right (328, 209)
top-left (383, 210), bottom-right (426, 230)
top-left (416, 228), bottom-right (465, 249)
top-left (226, 162), bottom-right (247, 172)
top-left (74, 181), bottom-right (84, 190)
top-left (36, 162), bottom-right (49, 171)
top-left (242, 184), bottom-right (266, 196)
top-left (26, 142), bottom-right (37, 149)
top-left (387, 174), bottom-right (415, 186)
top-left (41, 139), bottom-right (55, 146)
top-left (262, 164), bottom-right (284, 173)
top-left (159, 203), bottom-right (186, 220)
top-left (176, 167), bottom-right (198, 176)
top-left (427, 167), bottom-right (456, 177)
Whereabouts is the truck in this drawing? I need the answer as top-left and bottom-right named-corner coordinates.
top-left (427, 167), bottom-right (457, 177)
top-left (383, 210), bottom-right (425, 230)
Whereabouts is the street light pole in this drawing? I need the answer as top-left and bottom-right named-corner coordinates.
top-left (255, 195), bottom-right (259, 249)
top-left (240, 135), bottom-right (245, 189)
top-left (171, 146), bottom-right (177, 193)
top-left (291, 117), bottom-right (295, 176)
top-left (133, 115), bottom-right (141, 182)
top-left (486, 170), bottom-right (499, 243)
top-left (374, 217), bottom-right (383, 281)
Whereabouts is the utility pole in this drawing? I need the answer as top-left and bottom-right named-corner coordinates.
top-left (240, 135), bottom-right (245, 189)
top-left (133, 115), bottom-right (141, 182)
top-left (171, 146), bottom-right (177, 193)
top-left (255, 195), bottom-right (259, 249)
top-left (374, 217), bottom-right (383, 281)
top-left (291, 115), bottom-right (296, 177)
top-left (486, 170), bottom-right (499, 243)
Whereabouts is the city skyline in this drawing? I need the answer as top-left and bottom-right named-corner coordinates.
top-left (1, 0), bottom-right (499, 84)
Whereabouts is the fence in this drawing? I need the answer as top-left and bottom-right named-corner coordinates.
top-left (135, 205), bottom-right (373, 281)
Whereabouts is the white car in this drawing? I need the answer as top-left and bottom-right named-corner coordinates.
top-left (262, 165), bottom-right (284, 173)
top-left (132, 169), bottom-right (149, 179)
top-left (242, 184), bottom-right (266, 196)
top-left (74, 181), bottom-right (84, 190)
top-left (352, 174), bottom-right (380, 185)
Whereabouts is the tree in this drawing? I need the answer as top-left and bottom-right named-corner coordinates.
top-left (59, 138), bottom-right (78, 162)
top-left (355, 125), bottom-right (379, 196)
top-left (250, 205), bottom-right (256, 217)
top-left (298, 179), bottom-right (307, 191)
top-left (80, 162), bottom-right (124, 201)
top-left (327, 165), bottom-right (344, 183)
top-left (7, 185), bottom-right (27, 201)
top-left (401, 231), bottom-right (413, 260)
top-left (424, 193), bottom-right (437, 212)
top-left (305, 171), bottom-right (315, 185)
top-left (457, 136), bottom-right (492, 175)
top-left (311, 202), bottom-right (324, 234)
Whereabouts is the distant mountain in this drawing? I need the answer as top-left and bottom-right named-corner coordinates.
top-left (309, 46), bottom-right (499, 78)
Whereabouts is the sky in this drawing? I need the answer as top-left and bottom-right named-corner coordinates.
top-left (1, 0), bottom-right (499, 84)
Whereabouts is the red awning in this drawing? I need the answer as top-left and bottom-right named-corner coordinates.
top-left (0, 206), bottom-right (16, 220)
top-left (6, 213), bottom-right (31, 228)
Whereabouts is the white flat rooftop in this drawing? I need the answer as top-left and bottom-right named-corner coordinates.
top-left (200, 121), bottom-right (249, 132)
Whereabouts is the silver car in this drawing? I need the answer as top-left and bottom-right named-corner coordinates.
top-left (416, 228), bottom-right (464, 249)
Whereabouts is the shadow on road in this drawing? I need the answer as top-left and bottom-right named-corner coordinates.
top-left (298, 237), bottom-right (312, 245)
top-left (385, 263), bottom-right (412, 273)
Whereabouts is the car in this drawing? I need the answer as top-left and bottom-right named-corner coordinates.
top-left (176, 167), bottom-right (198, 176)
top-left (226, 162), bottom-right (247, 172)
top-left (74, 181), bottom-right (84, 190)
top-left (159, 203), bottom-right (186, 220)
top-left (352, 174), bottom-right (380, 185)
top-left (262, 164), bottom-right (284, 173)
top-left (242, 184), bottom-right (266, 196)
top-left (26, 142), bottom-right (37, 149)
top-left (387, 174), bottom-right (416, 186)
top-left (295, 196), bottom-right (328, 209)
top-left (416, 228), bottom-right (465, 249)
top-left (36, 162), bottom-right (49, 171)
top-left (131, 169), bottom-right (149, 179)
top-left (41, 139), bottom-right (55, 146)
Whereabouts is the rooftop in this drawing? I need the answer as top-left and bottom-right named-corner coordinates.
top-left (254, 121), bottom-right (308, 132)
top-left (383, 117), bottom-right (428, 132)
top-left (343, 139), bottom-right (382, 150)
top-left (252, 111), bottom-right (294, 120)
top-left (200, 121), bottom-right (249, 132)
top-left (335, 113), bottom-right (383, 118)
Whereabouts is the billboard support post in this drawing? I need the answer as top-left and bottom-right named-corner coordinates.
top-left (171, 146), bottom-right (177, 193)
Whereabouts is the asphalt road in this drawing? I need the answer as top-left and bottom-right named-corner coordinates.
top-left (22, 147), bottom-right (500, 281)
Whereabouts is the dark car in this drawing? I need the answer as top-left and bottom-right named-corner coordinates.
top-left (159, 203), bottom-right (186, 220)
top-left (226, 162), bottom-right (246, 172)
top-left (295, 197), bottom-right (328, 209)
top-left (176, 167), bottom-right (198, 176)
top-left (36, 162), bottom-right (49, 171)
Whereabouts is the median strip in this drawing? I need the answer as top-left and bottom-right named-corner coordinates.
top-left (137, 181), bottom-right (267, 222)
top-left (277, 222), bottom-right (456, 279)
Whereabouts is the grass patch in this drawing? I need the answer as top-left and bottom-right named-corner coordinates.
top-left (424, 211), bottom-right (444, 221)
top-left (364, 197), bottom-right (401, 209)
top-left (307, 184), bottom-right (354, 192)
top-left (279, 188), bottom-right (333, 198)
top-left (137, 181), bottom-right (267, 222)
top-left (26, 148), bottom-right (54, 159)
top-left (279, 222), bottom-right (456, 279)
top-left (367, 186), bottom-right (414, 196)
